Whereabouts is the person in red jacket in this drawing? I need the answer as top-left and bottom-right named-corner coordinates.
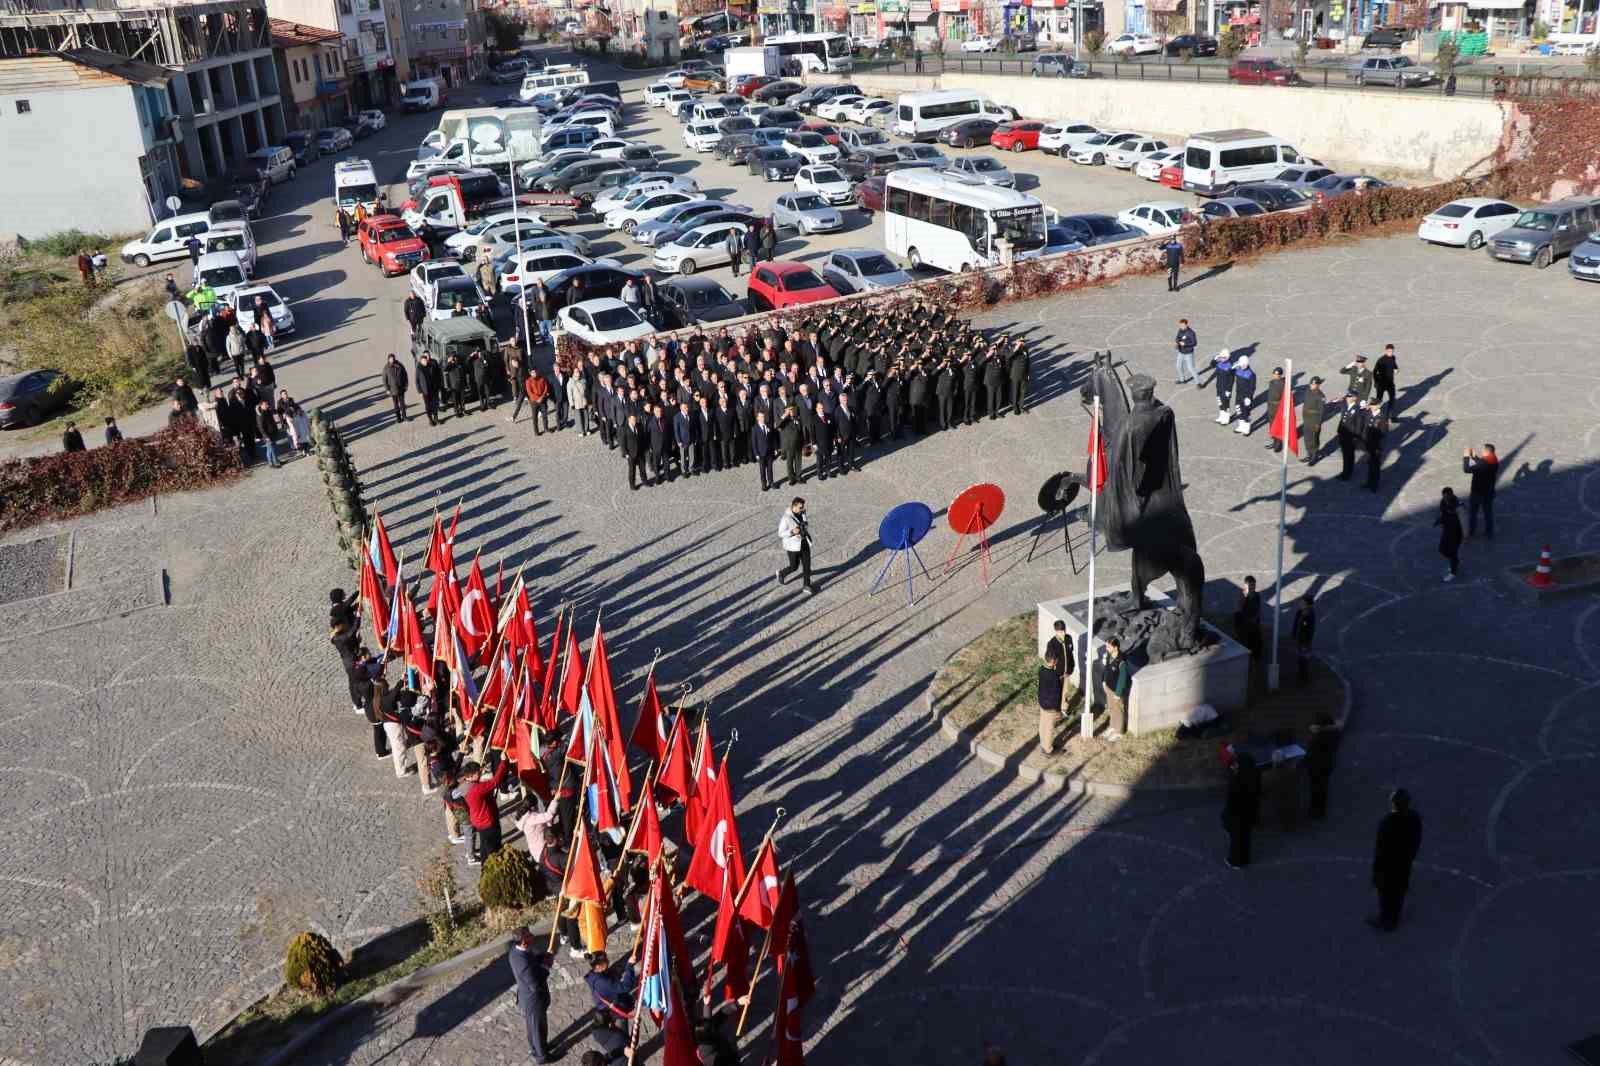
top-left (463, 754), bottom-right (510, 865)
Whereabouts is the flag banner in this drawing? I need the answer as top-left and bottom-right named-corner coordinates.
top-left (738, 837), bottom-right (783, 929)
top-left (708, 864), bottom-right (751, 1002)
top-left (559, 624), bottom-right (585, 718)
top-left (358, 552), bottom-right (389, 649)
top-left (770, 873), bottom-right (815, 1008)
top-left (685, 753), bottom-right (746, 899)
top-left (656, 711), bottom-right (693, 805)
top-left (383, 558), bottom-right (403, 651)
top-left (585, 624), bottom-right (633, 813)
top-left (459, 558), bottom-right (495, 659)
top-left (1270, 382), bottom-right (1300, 456)
top-left (623, 779), bottom-right (665, 863)
top-left (399, 591), bottom-right (430, 678)
top-left (684, 719), bottom-right (716, 844)
top-left (562, 821), bottom-right (606, 905)
top-left (370, 513), bottom-right (399, 587)
top-left (539, 611), bottom-right (564, 727)
top-left (1087, 411), bottom-right (1108, 494)
top-left (630, 674), bottom-right (668, 763)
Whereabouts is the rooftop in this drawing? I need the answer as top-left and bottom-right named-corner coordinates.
top-left (0, 45), bottom-right (170, 92)
top-left (268, 18), bottom-right (341, 48)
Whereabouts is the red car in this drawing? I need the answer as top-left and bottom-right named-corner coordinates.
top-left (800, 119), bottom-right (843, 146)
top-left (1159, 163), bottom-right (1184, 189)
top-left (989, 121), bottom-right (1046, 153)
top-left (747, 261), bottom-right (839, 311)
top-left (735, 75), bottom-right (777, 98)
top-left (358, 217), bottom-right (431, 277)
top-left (1228, 58), bottom-right (1302, 85)
top-left (855, 175), bottom-right (886, 213)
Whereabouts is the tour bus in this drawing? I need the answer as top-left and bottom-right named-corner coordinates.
top-left (333, 158), bottom-right (381, 213)
top-left (894, 90), bottom-right (1014, 142)
top-left (518, 62), bottom-right (590, 101)
top-left (765, 32), bottom-right (853, 74)
top-left (883, 168), bottom-right (1047, 273)
top-left (1181, 129), bottom-right (1309, 196)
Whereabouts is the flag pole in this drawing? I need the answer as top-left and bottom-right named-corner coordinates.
top-left (733, 810), bottom-right (785, 1037)
top-left (547, 736), bottom-right (597, 952)
top-left (1268, 357), bottom-right (1292, 691)
top-left (1081, 391), bottom-right (1101, 740)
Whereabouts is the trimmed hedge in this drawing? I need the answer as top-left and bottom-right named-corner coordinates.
top-left (0, 420), bottom-right (242, 533)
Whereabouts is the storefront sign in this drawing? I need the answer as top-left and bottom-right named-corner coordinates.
top-left (937, 0), bottom-right (964, 12)
top-left (879, 0), bottom-right (907, 9)
top-left (853, 1), bottom-right (878, 11)
top-left (758, 0), bottom-right (786, 12)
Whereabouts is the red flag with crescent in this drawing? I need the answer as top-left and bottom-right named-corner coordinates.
top-left (706, 862), bottom-right (751, 1003)
top-left (656, 711), bottom-right (693, 806)
top-left (738, 836), bottom-right (783, 930)
top-left (558, 623), bottom-right (584, 718)
top-left (684, 719), bottom-right (716, 844)
top-left (685, 752), bottom-right (744, 899)
top-left (458, 558), bottom-right (494, 658)
top-left (1270, 381), bottom-right (1300, 456)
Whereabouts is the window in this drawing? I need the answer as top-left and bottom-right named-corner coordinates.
top-left (338, 0), bottom-right (352, 11)
top-left (1218, 144), bottom-right (1279, 169)
top-left (907, 192), bottom-right (931, 223)
top-left (372, 27), bottom-right (386, 50)
top-left (928, 197), bottom-right (953, 229)
top-left (886, 185), bottom-right (910, 216)
top-left (1185, 146), bottom-right (1211, 168)
top-left (16, 99), bottom-right (31, 114)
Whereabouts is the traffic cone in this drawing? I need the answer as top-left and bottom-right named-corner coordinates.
top-left (1526, 545), bottom-right (1555, 588)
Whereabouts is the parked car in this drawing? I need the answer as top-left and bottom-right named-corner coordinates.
top-left (961, 34), bottom-right (1001, 52)
top-left (746, 261), bottom-right (840, 310)
top-left (1197, 196), bottom-right (1267, 219)
top-left (795, 164), bottom-right (855, 205)
top-left (754, 80), bottom-right (805, 103)
top-left (1038, 121), bottom-right (1103, 155)
top-left (894, 144), bottom-right (948, 166)
top-left (1568, 233), bottom-right (1600, 281)
top-left (410, 259), bottom-right (468, 303)
top-left (655, 275), bottom-right (746, 326)
top-left (838, 146), bottom-right (899, 181)
top-left (1053, 213), bottom-right (1144, 247)
top-left (759, 108), bottom-right (806, 132)
top-left (1135, 148), bottom-right (1183, 181)
top-left (1361, 26), bottom-right (1410, 48)
top-left (845, 98), bottom-right (895, 124)
top-left (749, 146), bottom-right (804, 181)
top-left (1229, 58), bottom-right (1303, 85)
top-left (1106, 137), bottom-right (1168, 169)
top-left (800, 120), bottom-right (843, 146)
top-left (990, 122), bottom-right (1046, 153)
top-left (735, 75), bottom-right (778, 98)
top-left (357, 108), bottom-right (387, 133)
top-left (359, 218), bottom-right (431, 276)
top-left (772, 192), bottom-right (843, 234)
top-left (229, 283), bottom-right (296, 335)
top-left (1416, 197), bottom-right (1521, 250)
top-left (782, 130), bottom-right (841, 164)
top-left (1010, 32), bottom-right (1038, 51)
top-left (1307, 173), bottom-right (1389, 202)
top-left (634, 200), bottom-right (752, 247)
top-left (1164, 33), bottom-right (1217, 56)
top-left (1117, 201), bottom-right (1192, 236)
top-left (840, 125), bottom-right (891, 153)
top-left (945, 155), bottom-right (1015, 188)
top-left (556, 297), bottom-right (657, 344)
top-left (1067, 132), bottom-right (1136, 165)
top-left (604, 189), bottom-right (705, 234)
top-left (283, 130), bottom-right (320, 166)
top-left (1230, 181), bottom-right (1310, 212)
top-left (816, 95), bottom-right (865, 122)
top-left (497, 248), bottom-right (594, 294)
top-left (652, 220), bottom-right (750, 274)
top-left (1350, 55), bottom-right (1436, 87)
top-left (1488, 197), bottom-right (1600, 267)
top-left (1031, 53), bottom-right (1082, 78)
top-left (0, 369), bottom-right (70, 429)
top-left (940, 118), bottom-right (1002, 149)
top-left (316, 125), bottom-right (354, 152)
top-left (1106, 32), bottom-right (1161, 56)
top-left (1273, 165), bottom-right (1335, 188)
top-left (645, 82), bottom-right (675, 107)
top-left (684, 123), bottom-right (724, 152)
top-left (855, 175), bottom-right (887, 213)
top-left (820, 248), bottom-right (913, 293)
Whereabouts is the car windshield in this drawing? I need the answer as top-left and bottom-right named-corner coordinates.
top-left (791, 195), bottom-right (825, 210)
top-left (791, 133), bottom-right (823, 146)
top-left (970, 158), bottom-right (1001, 171)
top-left (994, 206), bottom-right (1048, 249)
top-left (1513, 210), bottom-right (1556, 231)
top-left (1434, 204), bottom-right (1472, 218)
top-left (688, 284), bottom-right (734, 307)
top-left (1310, 175), bottom-right (1345, 190)
top-left (811, 167), bottom-right (844, 183)
top-left (338, 183), bottom-right (378, 206)
top-left (379, 227), bottom-right (418, 243)
top-left (200, 265), bottom-right (245, 287)
top-left (854, 129), bottom-right (888, 145)
top-left (592, 305), bottom-right (643, 330)
top-left (854, 254), bottom-right (897, 276)
top-left (910, 146), bottom-right (940, 159)
top-left (783, 269), bottom-right (827, 291)
top-left (438, 283), bottom-right (483, 308)
top-left (725, 118), bottom-right (756, 131)
top-left (1392, 57), bottom-right (1417, 67)
top-left (244, 290), bottom-right (281, 309)
top-left (210, 233), bottom-right (248, 252)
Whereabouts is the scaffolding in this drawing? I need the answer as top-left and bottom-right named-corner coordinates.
top-left (0, 1), bottom-right (273, 67)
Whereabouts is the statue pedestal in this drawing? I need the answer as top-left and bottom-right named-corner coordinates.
top-left (1038, 588), bottom-right (1251, 736)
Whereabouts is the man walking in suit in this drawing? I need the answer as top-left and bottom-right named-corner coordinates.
top-left (382, 353), bottom-right (409, 423)
top-left (776, 496), bottom-right (816, 594)
top-left (507, 927), bottom-right (554, 1063)
top-left (751, 409), bottom-right (776, 491)
top-left (1369, 789), bottom-right (1422, 931)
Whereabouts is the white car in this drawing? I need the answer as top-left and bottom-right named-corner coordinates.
top-left (847, 98), bottom-right (894, 124)
top-left (469, 224), bottom-right (586, 263)
top-left (1106, 138), bottom-right (1169, 170)
top-left (427, 276), bottom-right (488, 320)
top-left (1106, 32), bottom-right (1161, 55)
top-left (1417, 197), bottom-right (1522, 249)
top-left (358, 108), bottom-right (386, 132)
top-left (783, 131), bottom-right (840, 164)
top-left (410, 260), bottom-right (468, 303)
top-left (1067, 132), bottom-right (1137, 165)
top-left (589, 138), bottom-right (635, 159)
top-left (1135, 148), bottom-right (1183, 181)
top-left (794, 164), bottom-right (853, 206)
top-left (652, 221), bottom-right (749, 275)
top-left (661, 69), bottom-right (692, 88)
top-left (498, 249), bottom-right (594, 294)
top-left (556, 297), bottom-right (657, 344)
top-left (1038, 121), bottom-right (1103, 156)
top-left (593, 175), bottom-right (699, 213)
top-left (668, 94), bottom-right (704, 120)
top-left (961, 35), bottom-right (1000, 52)
top-left (228, 283), bottom-right (296, 335)
top-left (604, 189), bottom-right (704, 234)
top-left (1117, 201), bottom-right (1193, 236)
top-left (545, 114), bottom-right (616, 140)
top-left (645, 82), bottom-right (674, 106)
top-left (816, 95), bottom-right (864, 122)
top-left (684, 123), bottom-right (724, 152)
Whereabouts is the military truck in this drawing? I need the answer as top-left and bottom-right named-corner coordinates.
top-left (411, 316), bottom-right (506, 405)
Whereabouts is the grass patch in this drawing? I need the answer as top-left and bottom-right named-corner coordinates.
top-left (20, 229), bottom-right (119, 258)
top-left (203, 897), bottom-right (554, 1063)
top-left (933, 613), bottom-right (1346, 789)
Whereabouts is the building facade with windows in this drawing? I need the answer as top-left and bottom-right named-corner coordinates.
top-left (270, 18), bottom-right (349, 128)
top-left (266, 0), bottom-right (398, 106)
top-left (401, 0), bottom-right (487, 88)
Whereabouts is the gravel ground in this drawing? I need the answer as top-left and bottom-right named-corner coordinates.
top-left (0, 532), bottom-right (67, 605)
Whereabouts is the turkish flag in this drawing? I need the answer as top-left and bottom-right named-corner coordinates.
top-left (771, 952), bottom-right (807, 1066)
top-left (586, 721), bottom-right (623, 833)
top-left (1086, 410), bottom-right (1109, 494)
top-left (538, 611), bottom-right (564, 728)
top-left (371, 512), bottom-right (399, 588)
top-left (630, 673), bottom-right (667, 763)
top-left (685, 752), bottom-right (745, 899)
top-left (459, 559), bottom-right (495, 658)
top-left (738, 836), bottom-right (783, 930)
top-left (684, 719), bottom-right (717, 844)
top-left (358, 553), bottom-right (389, 650)
top-left (511, 583), bottom-right (542, 676)
top-left (656, 711), bottom-right (693, 806)
top-left (623, 780), bottom-right (665, 864)
top-left (707, 864), bottom-right (750, 1003)
top-left (398, 590), bottom-right (430, 679)
top-left (558, 624), bottom-right (584, 718)
top-left (770, 873), bottom-right (815, 1009)
top-left (1270, 382), bottom-right (1300, 456)
top-left (424, 507), bottom-right (458, 618)
top-left (562, 822), bottom-right (606, 905)
top-left (585, 624), bottom-right (632, 813)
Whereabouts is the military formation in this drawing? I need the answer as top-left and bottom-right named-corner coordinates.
top-left (526, 298), bottom-right (1033, 492)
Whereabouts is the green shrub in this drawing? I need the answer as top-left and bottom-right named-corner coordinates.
top-left (1218, 28), bottom-right (1247, 58)
top-left (1083, 30), bottom-right (1105, 56)
top-left (284, 931), bottom-right (343, 996)
top-left (21, 229), bottom-right (116, 258)
top-left (479, 848), bottom-right (544, 912)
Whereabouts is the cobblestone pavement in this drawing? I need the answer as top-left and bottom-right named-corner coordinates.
top-left (4, 121), bottom-right (1599, 1064)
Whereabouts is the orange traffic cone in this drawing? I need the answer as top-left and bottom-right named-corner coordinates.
top-left (1527, 545), bottom-right (1555, 588)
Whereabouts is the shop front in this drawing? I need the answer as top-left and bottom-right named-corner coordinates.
top-left (1026, 0), bottom-right (1103, 43)
top-left (850, 0), bottom-right (879, 40)
top-left (1431, 0), bottom-right (1531, 40)
top-left (937, 0), bottom-right (976, 40)
top-left (759, 0), bottom-right (816, 36)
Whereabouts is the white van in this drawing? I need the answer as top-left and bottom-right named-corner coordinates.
top-left (895, 90), bottom-right (1012, 142)
top-left (518, 63), bottom-right (590, 101)
top-left (192, 251), bottom-right (250, 304)
top-left (119, 211), bottom-right (211, 266)
top-left (1182, 129), bottom-right (1308, 197)
top-left (691, 102), bottom-right (729, 125)
top-left (247, 146), bottom-right (297, 184)
top-left (202, 222), bottom-right (258, 278)
top-left (401, 78), bottom-right (444, 113)
top-left (333, 158), bottom-right (381, 213)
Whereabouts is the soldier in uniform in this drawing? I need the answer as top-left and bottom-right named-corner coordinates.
top-left (1300, 377), bottom-right (1327, 464)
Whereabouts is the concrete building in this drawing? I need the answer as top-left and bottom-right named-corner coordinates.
top-left (0, 1), bottom-right (287, 193)
top-left (265, 0), bottom-right (398, 106)
top-left (0, 47), bottom-right (178, 238)
top-left (270, 18), bottom-right (349, 128)
top-left (400, 0), bottom-right (486, 88)
top-left (616, 0), bottom-right (681, 59)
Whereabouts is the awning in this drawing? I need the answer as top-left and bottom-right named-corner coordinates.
top-left (1431, 0), bottom-right (1528, 7)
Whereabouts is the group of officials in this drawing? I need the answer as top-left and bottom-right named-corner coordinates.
top-left (517, 299), bottom-right (1033, 492)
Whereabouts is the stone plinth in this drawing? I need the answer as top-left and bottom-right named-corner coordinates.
top-left (1038, 588), bottom-right (1251, 736)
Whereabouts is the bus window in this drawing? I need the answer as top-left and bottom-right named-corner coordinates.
top-left (953, 204), bottom-right (980, 242)
top-left (908, 192), bottom-right (931, 222)
top-left (928, 198), bottom-right (953, 229)
top-left (887, 185), bottom-right (910, 215)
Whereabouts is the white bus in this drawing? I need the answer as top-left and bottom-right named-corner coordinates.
top-left (883, 168), bottom-right (1047, 273)
top-left (765, 32), bottom-right (853, 74)
top-left (519, 63), bottom-right (590, 101)
top-left (894, 89), bottom-right (1013, 142)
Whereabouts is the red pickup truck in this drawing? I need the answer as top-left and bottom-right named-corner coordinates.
top-left (358, 217), bottom-right (431, 276)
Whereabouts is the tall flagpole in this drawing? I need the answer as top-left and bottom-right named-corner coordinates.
top-left (1081, 391), bottom-right (1100, 739)
top-left (507, 144), bottom-right (534, 371)
top-left (1268, 357), bottom-right (1292, 691)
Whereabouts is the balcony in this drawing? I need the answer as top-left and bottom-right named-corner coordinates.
top-left (317, 78), bottom-right (344, 95)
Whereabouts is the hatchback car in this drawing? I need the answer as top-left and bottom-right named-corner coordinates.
top-left (946, 156), bottom-right (1015, 188)
top-left (605, 189), bottom-right (703, 234)
top-left (1135, 148), bottom-right (1183, 181)
top-left (1488, 197), bottom-right (1600, 267)
top-left (652, 221), bottom-right (750, 274)
top-left (1031, 53), bottom-right (1082, 78)
top-left (317, 126), bottom-right (354, 152)
top-left (1039, 121), bottom-right (1103, 155)
top-left (759, 108), bottom-right (806, 132)
top-left (846, 98), bottom-right (895, 124)
top-left (498, 249), bottom-right (594, 293)
top-left (1416, 197), bottom-right (1521, 250)
top-left (1230, 181), bottom-right (1310, 212)
top-left (634, 200), bottom-right (751, 247)
top-left (990, 122), bottom-right (1046, 153)
top-left (1164, 33), bottom-right (1218, 55)
top-left (1117, 201), bottom-right (1192, 236)
top-left (1197, 197), bottom-right (1267, 219)
top-left (1568, 233), bottom-right (1600, 281)
top-left (962, 34), bottom-right (1001, 52)
top-left (749, 146), bottom-right (804, 181)
top-left (0, 369), bottom-right (70, 429)
top-left (795, 164), bottom-right (854, 205)
top-left (940, 118), bottom-right (1001, 149)
top-left (1106, 32), bottom-right (1161, 55)
top-left (820, 249), bottom-right (913, 294)
top-left (855, 175), bottom-right (887, 213)
top-left (1229, 59), bottom-right (1302, 85)
top-left (655, 276), bottom-right (746, 326)
top-left (894, 144), bottom-right (948, 166)
top-left (772, 192), bottom-right (843, 234)
top-left (746, 261), bottom-right (840, 310)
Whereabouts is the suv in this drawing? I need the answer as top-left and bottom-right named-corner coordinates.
top-left (1351, 55), bottom-right (1436, 87)
top-left (1488, 197), bottom-right (1600, 268)
top-left (359, 217), bottom-right (431, 276)
top-left (1361, 26), bottom-right (1409, 48)
top-left (1229, 58), bottom-right (1301, 85)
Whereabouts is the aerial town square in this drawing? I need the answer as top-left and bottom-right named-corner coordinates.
top-left (1, 4), bottom-right (1598, 1065)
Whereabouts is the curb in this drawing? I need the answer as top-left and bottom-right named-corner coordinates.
top-left (259, 919), bottom-right (550, 1066)
top-left (926, 641), bottom-right (1355, 799)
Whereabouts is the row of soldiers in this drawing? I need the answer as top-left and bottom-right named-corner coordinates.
top-left (536, 299), bottom-right (1034, 491)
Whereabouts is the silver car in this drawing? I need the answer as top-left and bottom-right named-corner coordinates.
top-left (771, 192), bottom-right (843, 235)
top-left (1350, 55), bottom-right (1436, 87)
top-left (652, 221), bottom-right (751, 275)
top-left (945, 155), bottom-right (1015, 188)
top-left (820, 249), bottom-right (913, 294)
top-left (633, 200), bottom-right (751, 247)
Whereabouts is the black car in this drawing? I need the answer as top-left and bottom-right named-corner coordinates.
top-left (0, 369), bottom-right (70, 429)
top-left (716, 133), bottom-right (757, 162)
top-left (540, 159), bottom-right (633, 193)
top-left (1164, 34), bottom-right (1218, 56)
top-left (939, 119), bottom-right (1001, 149)
top-left (838, 146), bottom-right (899, 181)
top-left (283, 131), bottom-right (320, 165)
top-left (747, 146), bottom-right (802, 180)
top-left (753, 80), bottom-right (804, 103)
top-left (792, 83), bottom-right (862, 113)
top-left (339, 117), bottom-right (371, 141)
top-left (1361, 26), bottom-right (1409, 48)
top-left (655, 276), bottom-right (746, 326)
top-left (542, 262), bottom-right (647, 312)
top-left (1054, 213), bottom-right (1144, 247)
top-left (718, 115), bottom-right (758, 137)
top-left (757, 108), bottom-right (805, 131)
top-left (1231, 181), bottom-right (1311, 211)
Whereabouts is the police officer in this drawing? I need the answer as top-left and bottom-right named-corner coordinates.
top-left (779, 404), bottom-right (804, 486)
top-left (1336, 392), bottom-right (1366, 481)
top-left (1008, 338), bottom-right (1029, 415)
top-left (983, 347), bottom-right (1005, 420)
top-left (1340, 354), bottom-right (1374, 403)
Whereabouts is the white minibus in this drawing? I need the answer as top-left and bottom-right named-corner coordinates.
top-left (519, 63), bottom-right (590, 101)
top-left (1181, 129), bottom-right (1310, 196)
top-left (895, 90), bottom-right (1013, 142)
top-left (883, 168), bottom-right (1047, 273)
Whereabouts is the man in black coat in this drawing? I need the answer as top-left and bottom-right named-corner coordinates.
top-left (714, 397), bottom-right (738, 471)
top-left (1336, 393), bottom-right (1365, 481)
top-left (1163, 237), bottom-right (1183, 291)
top-left (779, 406), bottom-right (803, 486)
top-left (693, 396), bottom-right (717, 473)
top-left (445, 353), bottom-right (468, 419)
top-left (382, 353), bottom-right (409, 423)
top-left (934, 358), bottom-right (956, 430)
top-left (1264, 367), bottom-right (1285, 453)
top-left (907, 364), bottom-right (930, 434)
top-left (672, 401), bottom-right (698, 478)
top-left (621, 413), bottom-right (649, 490)
top-left (185, 344), bottom-right (212, 393)
top-left (416, 353), bottom-right (443, 426)
top-left (834, 394), bottom-right (859, 474)
top-left (1463, 443), bottom-right (1500, 539)
top-left (1363, 400), bottom-right (1387, 492)
top-left (648, 403), bottom-right (673, 483)
top-left (507, 928), bottom-right (554, 1063)
top-left (884, 368), bottom-right (904, 439)
top-left (983, 349), bottom-right (1006, 420)
top-left (470, 349), bottom-right (493, 412)
top-left (404, 293), bottom-right (427, 339)
top-left (1300, 377), bottom-right (1326, 464)
top-left (1008, 341), bottom-right (1030, 415)
top-left (751, 409), bottom-right (776, 491)
top-left (734, 389), bottom-right (755, 465)
top-left (1369, 789), bottom-right (1422, 930)
top-left (960, 354), bottom-right (981, 426)
top-left (812, 405), bottom-right (835, 481)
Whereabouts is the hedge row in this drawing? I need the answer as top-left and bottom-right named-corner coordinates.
top-left (0, 421), bottom-right (242, 533)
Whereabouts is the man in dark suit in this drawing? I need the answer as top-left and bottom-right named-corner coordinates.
top-left (713, 397), bottom-right (738, 472)
top-left (934, 357), bottom-right (956, 430)
top-left (1369, 789), bottom-right (1422, 931)
top-left (1008, 340), bottom-right (1029, 415)
top-left (694, 396), bottom-right (717, 473)
top-left (621, 412), bottom-right (649, 490)
top-left (507, 927), bottom-right (553, 1063)
top-left (812, 404), bottom-right (835, 481)
top-left (734, 388), bottom-right (756, 465)
top-left (835, 394), bottom-right (859, 474)
top-left (673, 401), bottom-right (698, 478)
top-left (648, 402), bottom-right (672, 483)
top-left (779, 406), bottom-right (803, 486)
top-left (751, 409), bottom-right (776, 491)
